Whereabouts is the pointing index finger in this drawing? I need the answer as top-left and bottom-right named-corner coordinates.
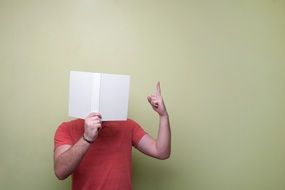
top-left (156, 81), bottom-right (161, 96)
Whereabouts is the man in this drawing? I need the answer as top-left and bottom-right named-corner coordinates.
top-left (54, 82), bottom-right (171, 190)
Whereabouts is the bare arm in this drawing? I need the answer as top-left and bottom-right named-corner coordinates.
top-left (136, 82), bottom-right (171, 160)
top-left (54, 113), bottom-right (102, 180)
top-left (54, 139), bottom-right (90, 180)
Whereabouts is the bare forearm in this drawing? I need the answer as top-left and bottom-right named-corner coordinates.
top-left (54, 137), bottom-right (90, 180)
top-left (156, 113), bottom-right (171, 159)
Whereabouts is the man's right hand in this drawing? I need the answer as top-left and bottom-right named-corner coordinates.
top-left (84, 112), bottom-right (102, 142)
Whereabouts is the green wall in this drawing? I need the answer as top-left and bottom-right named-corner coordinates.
top-left (0, 0), bottom-right (284, 189)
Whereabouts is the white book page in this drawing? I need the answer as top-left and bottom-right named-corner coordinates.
top-left (91, 73), bottom-right (101, 113)
top-left (99, 74), bottom-right (130, 121)
top-left (68, 71), bottom-right (94, 119)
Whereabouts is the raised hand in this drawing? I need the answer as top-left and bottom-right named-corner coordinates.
top-left (147, 82), bottom-right (168, 117)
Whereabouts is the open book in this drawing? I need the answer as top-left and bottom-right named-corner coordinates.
top-left (68, 71), bottom-right (130, 121)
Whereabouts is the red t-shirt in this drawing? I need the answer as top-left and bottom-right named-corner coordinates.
top-left (54, 119), bottom-right (146, 190)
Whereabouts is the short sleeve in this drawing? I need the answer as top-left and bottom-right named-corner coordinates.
top-left (54, 122), bottom-right (73, 150)
top-left (130, 119), bottom-right (147, 146)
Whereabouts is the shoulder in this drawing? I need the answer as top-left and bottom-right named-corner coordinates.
top-left (54, 119), bottom-right (84, 149)
top-left (126, 118), bottom-right (145, 133)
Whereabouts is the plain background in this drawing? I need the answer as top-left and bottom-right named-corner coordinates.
top-left (0, 0), bottom-right (284, 190)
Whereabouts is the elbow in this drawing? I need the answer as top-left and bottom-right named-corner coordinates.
top-left (56, 175), bottom-right (66, 181)
top-left (156, 151), bottom-right (171, 160)
top-left (55, 171), bottom-right (65, 180)
top-left (154, 143), bottom-right (171, 160)
top-left (54, 168), bottom-right (69, 180)
top-left (55, 172), bottom-right (68, 180)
